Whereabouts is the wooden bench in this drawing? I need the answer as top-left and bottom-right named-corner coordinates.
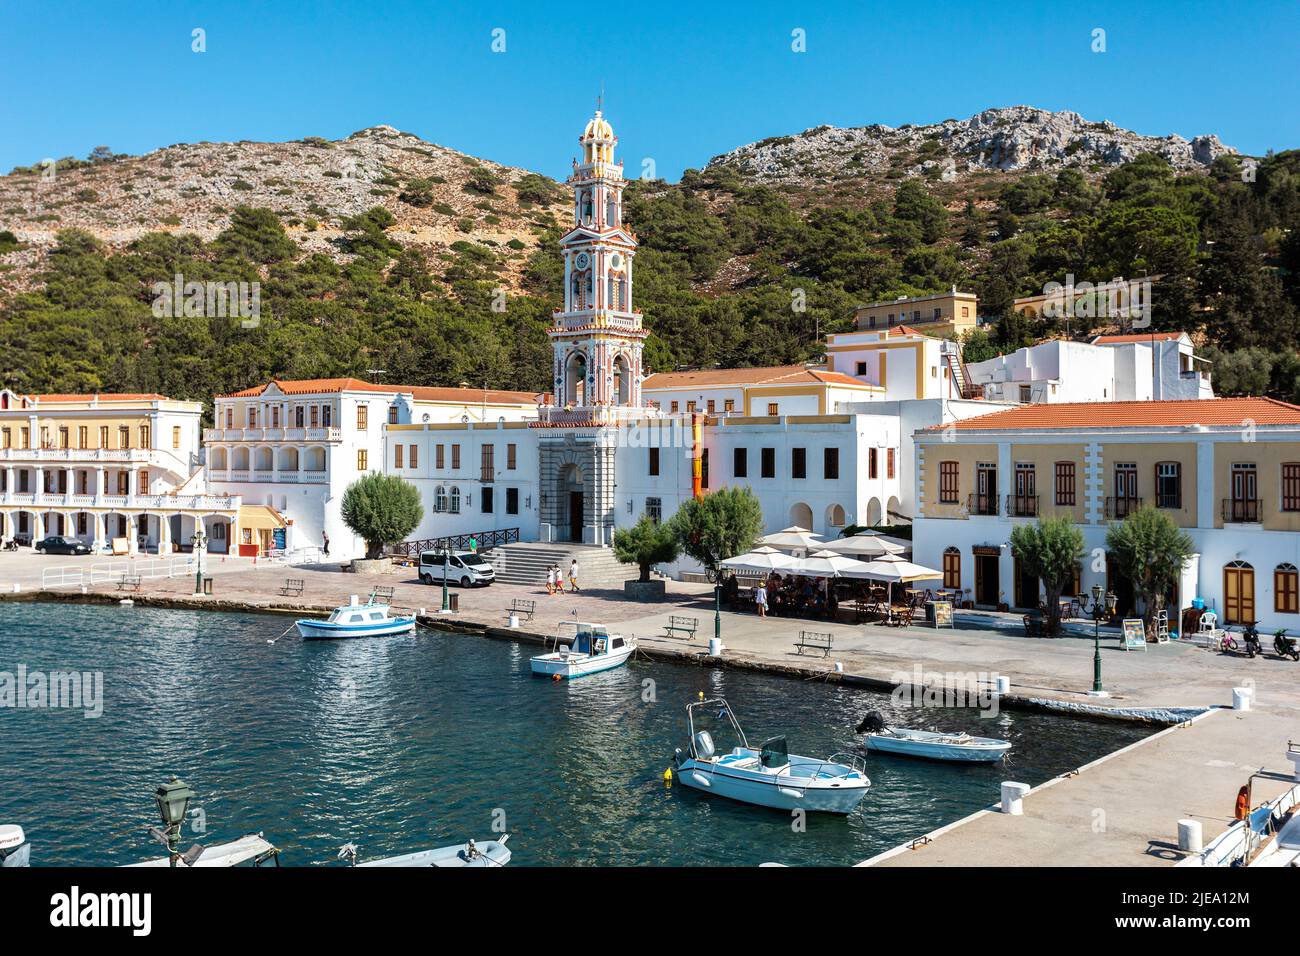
top-left (505, 598), bottom-right (536, 622)
top-left (279, 577), bottom-right (305, 597)
top-left (116, 574), bottom-right (142, 593)
top-left (663, 615), bottom-right (699, 641)
top-left (794, 630), bottom-right (834, 656)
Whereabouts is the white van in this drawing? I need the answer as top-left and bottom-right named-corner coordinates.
top-left (419, 550), bottom-right (496, 587)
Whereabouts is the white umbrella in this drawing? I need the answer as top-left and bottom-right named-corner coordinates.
top-left (719, 546), bottom-right (800, 575)
top-left (757, 526), bottom-right (825, 553)
top-left (841, 553), bottom-right (942, 584)
top-left (790, 549), bottom-right (872, 578)
top-left (822, 532), bottom-right (906, 558)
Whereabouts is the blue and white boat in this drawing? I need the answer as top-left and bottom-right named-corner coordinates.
top-left (296, 596), bottom-right (416, 640)
top-left (530, 621), bottom-right (635, 678)
top-left (339, 835), bottom-right (511, 868)
top-left (856, 712), bottom-right (1010, 763)
top-left (672, 698), bottom-right (870, 814)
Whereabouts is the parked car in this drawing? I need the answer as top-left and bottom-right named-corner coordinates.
top-left (418, 550), bottom-right (495, 587)
top-left (35, 535), bottom-right (91, 556)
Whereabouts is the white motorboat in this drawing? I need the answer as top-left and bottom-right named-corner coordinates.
top-left (296, 595), bottom-right (416, 640)
top-left (530, 621), bottom-right (635, 679)
top-left (340, 835), bottom-right (511, 868)
top-left (126, 832), bottom-right (281, 867)
top-left (672, 697), bottom-right (870, 814)
top-left (857, 712), bottom-right (1010, 762)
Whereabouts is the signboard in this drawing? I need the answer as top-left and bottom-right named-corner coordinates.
top-left (1122, 618), bottom-right (1147, 651)
top-left (930, 600), bottom-right (954, 629)
top-left (272, 527), bottom-right (286, 551)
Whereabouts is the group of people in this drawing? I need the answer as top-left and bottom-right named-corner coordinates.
top-left (749, 572), bottom-right (836, 619)
top-left (545, 559), bottom-right (580, 595)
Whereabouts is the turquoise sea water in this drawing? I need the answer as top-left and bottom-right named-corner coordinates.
top-left (0, 602), bottom-right (1151, 866)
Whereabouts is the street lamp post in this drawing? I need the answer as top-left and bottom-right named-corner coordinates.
top-left (1082, 584), bottom-right (1117, 696)
top-left (441, 541), bottom-right (450, 612)
top-left (153, 776), bottom-right (195, 868)
top-left (191, 527), bottom-right (207, 596)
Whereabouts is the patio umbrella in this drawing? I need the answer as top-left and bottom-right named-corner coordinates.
top-left (790, 549), bottom-right (872, 578)
top-left (841, 553), bottom-right (942, 584)
top-left (822, 532), bottom-right (907, 558)
top-left (719, 546), bottom-right (800, 575)
top-left (757, 526), bottom-right (825, 553)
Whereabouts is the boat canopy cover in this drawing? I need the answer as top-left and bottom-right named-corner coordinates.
top-left (760, 735), bottom-right (790, 769)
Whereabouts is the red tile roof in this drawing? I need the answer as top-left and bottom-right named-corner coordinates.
top-left (222, 378), bottom-right (541, 404)
top-left (936, 397), bottom-right (1300, 431)
top-left (642, 364), bottom-right (876, 390)
top-left (1091, 331), bottom-right (1188, 345)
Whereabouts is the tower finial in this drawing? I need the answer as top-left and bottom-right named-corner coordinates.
top-left (597, 82), bottom-right (604, 113)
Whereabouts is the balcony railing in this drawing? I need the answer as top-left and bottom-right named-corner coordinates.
top-left (0, 490), bottom-right (238, 511)
top-left (204, 426), bottom-right (342, 443)
top-left (967, 492), bottom-right (999, 516)
top-left (1222, 498), bottom-right (1261, 523)
top-left (1105, 496), bottom-right (1143, 520)
top-left (1006, 494), bottom-right (1039, 517)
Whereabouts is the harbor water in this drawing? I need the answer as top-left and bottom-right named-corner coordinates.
top-left (0, 602), bottom-right (1153, 866)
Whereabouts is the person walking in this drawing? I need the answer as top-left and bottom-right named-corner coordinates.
top-left (544, 565), bottom-right (556, 595)
top-left (322, 531), bottom-right (330, 558)
top-left (754, 582), bottom-right (768, 618)
top-left (568, 558), bottom-right (580, 593)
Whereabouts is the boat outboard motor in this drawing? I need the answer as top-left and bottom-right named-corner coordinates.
top-left (0, 825), bottom-right (29, 867)
top-left (693, 730), bottom-right (715, 760)
top-left (856, 711), bottom-right (888, 734)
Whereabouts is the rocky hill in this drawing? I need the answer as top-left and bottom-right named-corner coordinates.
top-left (708, 106), bottom-right (1237, 187)
top-left (0, 125), bottom-right (568, 296)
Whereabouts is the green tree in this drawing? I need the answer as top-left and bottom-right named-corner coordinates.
top-left (1009, 516), bottom-right (1085, 634)
top-left (613, 515), bottom-right (680, 582)
top-left (213, 206), bottom-right (297, 263)
top-left (669, 487), bottom-right (763, 574)
top-left (340, 473), bottom-right (424, 559)
top-left (1105, 506), bottom-right (1195, 631)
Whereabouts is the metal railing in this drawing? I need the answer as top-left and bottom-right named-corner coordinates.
top-left (967, 493), bottom-right (999, 516)
top-left (1104, 496), bottom-right (1143, 520)
top-left (1006, 494), bottom-right (1039, 517)
top-left (1222, 498), bottom-right (1262, 523)
top-left (41, 557), bottom-right (194, 590)
top-left (386, 527), bottom-right (520, 558)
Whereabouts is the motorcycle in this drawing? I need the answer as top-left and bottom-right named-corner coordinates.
top-left (1239, 621), bottom-right (1262, 658)
top-left (1274, 628), bottom-right (1300, 662)
top-left (0, 538), bottom-right (18, 552)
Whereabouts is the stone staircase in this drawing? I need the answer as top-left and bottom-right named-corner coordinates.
top-left (485, 542), bottom-right (639, 587)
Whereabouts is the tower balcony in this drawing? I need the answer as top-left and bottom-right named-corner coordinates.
top-left (549, 309), bottom-right (645, 335)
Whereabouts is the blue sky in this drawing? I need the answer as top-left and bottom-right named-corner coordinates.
top-left (1, 0), bottom-right (1296, 181)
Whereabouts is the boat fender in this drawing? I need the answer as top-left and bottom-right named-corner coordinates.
top-left (690, 772), bottom-right (712, 788)
top-left (1234, 785), bottom-right (1250, 821)
top-left (663, 767), bottom-right (673, 783)
top-left (551, 673), bottom-right (562, 682)
top-left (778, 787), bottom-right (804, 799)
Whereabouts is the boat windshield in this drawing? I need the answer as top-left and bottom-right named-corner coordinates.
top-left (759, 736), bottom-right (790, 769)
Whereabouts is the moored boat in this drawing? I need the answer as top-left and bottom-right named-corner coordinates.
top-left (296, 596), bottom-right (416, 640)
top-left (530, 621), bottom-right (635, 678)
top-left (340, 835), bottom-right (511, 868)
top-left (672, 697), bottom-right (869, 814)
top-left (856, 711), bottom-right (1010, 763)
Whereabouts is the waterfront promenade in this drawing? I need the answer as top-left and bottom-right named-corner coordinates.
top-left (6, 558), bottom-right (1298, 866)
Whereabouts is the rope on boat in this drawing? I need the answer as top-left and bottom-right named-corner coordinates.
top-left (266, 622), bottom-right (297, 645)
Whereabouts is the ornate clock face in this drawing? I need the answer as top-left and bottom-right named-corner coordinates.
top-left (574, 252), bottom-right (590, 269)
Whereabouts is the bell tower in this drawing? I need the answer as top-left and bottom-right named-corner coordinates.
top-left (549, 108), bottom-right (646, 416)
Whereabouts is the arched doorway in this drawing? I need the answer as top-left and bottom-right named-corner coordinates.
top-left (613, 353), bottom-right (631, 405)
top-left (789, 502), bottom-right (813, 529)
top-left (866, 497), bottom-right (882, 526)
top-left (560, 464), bottom-right (585, 542)
top-left (1223, 560), bottom-right (1255, 625)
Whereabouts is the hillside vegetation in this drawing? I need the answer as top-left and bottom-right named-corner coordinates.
top-left (1, 108), bottom-right (1297, 412)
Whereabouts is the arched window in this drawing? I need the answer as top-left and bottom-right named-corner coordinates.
top-left (435, 486), bottom-right (447, 513)
top-left (1275, 563), bottom-right (1298, 614)
top-left (449, 486), bottom-right (461, 514)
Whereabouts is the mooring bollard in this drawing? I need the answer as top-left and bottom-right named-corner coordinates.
top-left (1177, 818), bottom-right (1203, 852)
top-left (708, 637), bottom-right (723, 657)
top-left (508, 613), bottom-right (520, 629)
top-left (994, 675), bottom-right (1011, 695)
top-left (1232, 686), bottom-right (1252, 711)
top-left (1000, 781), bottom-right (1030, 815)
top-left (834, 661), bottom-right (843, 673)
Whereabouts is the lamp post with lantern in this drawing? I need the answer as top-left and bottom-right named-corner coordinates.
top-left (152, 776), bottom-right (196, 868)
top-left (1080, 584), bottom-right (1118, 696)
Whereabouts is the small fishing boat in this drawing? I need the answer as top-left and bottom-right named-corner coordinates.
top-left (530, 621), bottom-right (635, 679)
top-left (672, 697), bottom-right (869, 814)
top-left (296, 595), bottom-right (416, 640)
top-left (127, 832), bottom-right (281, 867)
top-left (856, 712), bottom-right (1010, 763)
top-left (340, 835), bottom-right (511, 868)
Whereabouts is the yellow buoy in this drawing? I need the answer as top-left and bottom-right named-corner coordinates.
top-left (663, 767), bottom-right (673, 782)
top-left (697, 691), bottom-right (705, 700)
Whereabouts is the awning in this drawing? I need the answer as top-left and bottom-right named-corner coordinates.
top-left (237, 504), bottom-right (287, 530)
